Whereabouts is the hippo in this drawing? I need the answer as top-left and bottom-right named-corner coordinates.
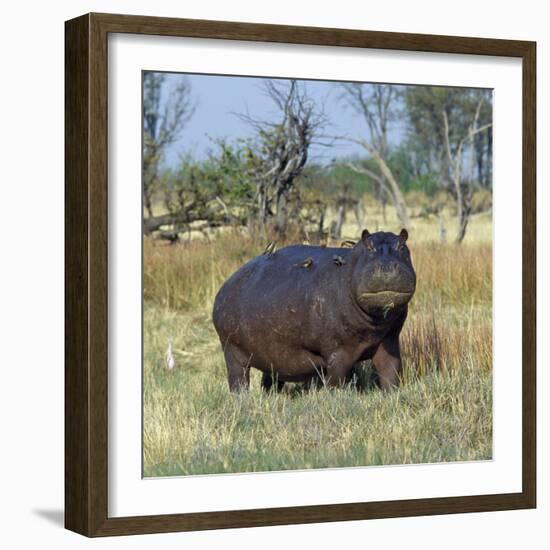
top-left (212, 229), bottom-right (416, 392)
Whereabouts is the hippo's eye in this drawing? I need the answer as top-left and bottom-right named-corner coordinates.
top-left (394, 244), bottom-right (406, 256)
top-left (395, 241), bottom-right (406, 251)
top-left (365, 240), bottom-right (375, 252)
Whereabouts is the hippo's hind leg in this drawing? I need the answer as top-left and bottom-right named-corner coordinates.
top-left (223, 344), bottom-right (251, 392)
top-left (261, 372), bottom-right (285, 393)
top-left (323, 351), bottom-right (353, 388)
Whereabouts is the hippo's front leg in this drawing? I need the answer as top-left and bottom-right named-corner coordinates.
top-left (372, 332), bottom-right (403, 391)
top-left (261, 372), bottom-right (285, 393)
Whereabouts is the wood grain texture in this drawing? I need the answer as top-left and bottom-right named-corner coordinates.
top-left (93, 12), bottom-right (533, 56)
top-left (521, 42), bottom-right (537, 508)
top-left (64, 12), bottom-right (537, 537)
top-left (65, 14), bottom-right (91, 535)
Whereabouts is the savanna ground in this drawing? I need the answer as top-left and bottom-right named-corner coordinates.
top-left (143, 205), bottom-right (492, 477)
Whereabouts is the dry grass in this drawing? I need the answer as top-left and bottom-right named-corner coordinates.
top-left (143, 207), bottom-right (493, 477)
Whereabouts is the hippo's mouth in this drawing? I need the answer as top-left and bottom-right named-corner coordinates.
top-left (360, 290), bottom-right (412, 300)
top-left (359, 290), bottom-right (413, 311)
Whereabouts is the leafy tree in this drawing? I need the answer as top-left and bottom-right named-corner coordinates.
top-left (404, 86), bottom-right (492, 187)
top-left (144, 142), bottom-right (256, 237)
top-left (142, 72), bottom-right (195, 218)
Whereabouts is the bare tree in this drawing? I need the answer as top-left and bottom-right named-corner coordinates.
top-left (442, 97), bottom-right (492, 243)
top-left (237, 80), bottom-right (326, 235)
top-left (143, 73), bottom-right (195, 218)
top-left (340, 84), bottom-right (409, 228)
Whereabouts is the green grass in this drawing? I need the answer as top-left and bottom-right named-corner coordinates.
top-left (143, 204), bottom-right (493, 477)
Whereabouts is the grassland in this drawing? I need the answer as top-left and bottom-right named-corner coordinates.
top-left (143, 207), bottom-right (493, 477)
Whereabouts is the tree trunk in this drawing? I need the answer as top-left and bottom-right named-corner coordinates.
top-left (257, 185), bottom-right (269, 228)
top-left (475, 132), bottom-right (484, 186)
top-left (143, 211), bottom-right (192, 235)
top-left (143, 190), bottom-right (154, 219)
top-left (331, 203), bottom-right (346, 240)
top-left (438, 209), bottom-right (447, 243)
top-left (370, 150), bottom-right (409, 229)
top-left (452, 166), bottom-right (465, 244)
top-left (485, 127), bottom-right (493, 187)
top-left (442, 106), bottom-right (489, 244)
top-left (318, 203), bottom-right (326, 236)
top-left (455, 185), bottom-right (472, 244)
top-left (353, 199), bottom-right (365, 231)
top-left (275, 190), bottom-right (289, 235)
top-left (346, 160), bottom-right (403, 229)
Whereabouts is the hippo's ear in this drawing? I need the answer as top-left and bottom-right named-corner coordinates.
top-left (398, 228), bottom-right (408, 244)
top-left (361, 229), bottom-right (371, 241)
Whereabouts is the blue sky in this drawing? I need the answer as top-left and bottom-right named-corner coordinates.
top-left (159, 73), bottom-right (408, 168)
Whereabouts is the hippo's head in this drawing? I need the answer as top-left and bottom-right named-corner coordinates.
top-left (351, 229), bottom-right (416, 317)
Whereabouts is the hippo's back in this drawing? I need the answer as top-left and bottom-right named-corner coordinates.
top-left (212, 244), bottom-right (352, 341)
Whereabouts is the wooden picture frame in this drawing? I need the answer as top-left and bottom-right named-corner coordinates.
top-left (65, 12), bottom-right (536, 537)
